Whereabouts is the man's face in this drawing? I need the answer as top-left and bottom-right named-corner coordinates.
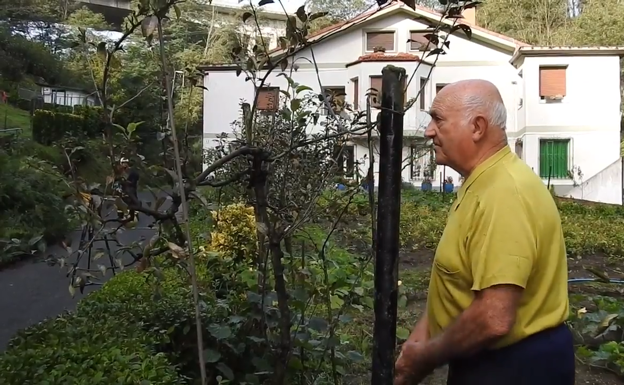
top-left (121, 161), bottom-right (129, 170)
top-left (424, 91), bottom-right (473, 170)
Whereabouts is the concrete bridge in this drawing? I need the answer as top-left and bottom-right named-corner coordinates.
top-left (78, 0), bottom-right (131, 28)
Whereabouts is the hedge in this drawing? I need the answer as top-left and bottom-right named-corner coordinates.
top-left (0, 269), bottom-right (193, 384)
top-left (32, 106), bottom-right (104, 145)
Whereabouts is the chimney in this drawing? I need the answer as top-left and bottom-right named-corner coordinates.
top-left (462, 7), bottom-right (476, 25)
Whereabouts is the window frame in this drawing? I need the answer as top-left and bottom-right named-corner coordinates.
top-left (539, 65), bottom-right (567, 101)
top-left (409, 145), bottom-right (436, 181)
top-left (408, 30), bottom-right (433, 52)
top-left (334, 144), bottom-right (356, 178)
top-left (539, 138), bottom-right (571, 179)
top-left (364, 30), bottom-right (397, 53)
top-left (419, 77), bottom-right (428, 110)
top-left (321, 86), bottom-right (346, 115)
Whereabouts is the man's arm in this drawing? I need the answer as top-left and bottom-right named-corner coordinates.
top-left (420, 284), bottom-right (522, 367)
top-left (407, 313), bottom-right (429, 343)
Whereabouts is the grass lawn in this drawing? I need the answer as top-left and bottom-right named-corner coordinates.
top-left (0, 103), bottom-right (31, 136)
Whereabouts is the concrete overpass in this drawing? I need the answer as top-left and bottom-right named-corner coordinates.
top-left (78, 0), bottom-right (131, 29)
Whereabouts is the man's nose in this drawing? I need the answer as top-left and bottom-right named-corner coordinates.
top-left (424, 122), bottom-right (435, 139)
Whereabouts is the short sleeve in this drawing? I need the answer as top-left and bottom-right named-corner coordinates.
top-left (468, 193), bottom-right (536, 291)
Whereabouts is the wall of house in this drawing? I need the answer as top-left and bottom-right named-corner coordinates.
top-left (514, 55), bottom-right (622, 202)
top-left (556, 158), bottom-right (622, 205)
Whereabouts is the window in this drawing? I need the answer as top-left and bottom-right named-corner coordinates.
top-left (409, 30), bottom-right (431, 51)
top-left (322, 86), bottom-right (346, 115)
top-left (352, 77), bottom-right (359, 110)
top-left (334, 145), bottom-right (355, 177)
top-left (539, 66), bottom-right (566, 99)
top-left (539, 139), bottom-right (570, 179)
top-left (369, 76), bottom-right (382, 108)
top-left (366, 31), bottom-right (395, 52)
top-left (436, 83), bottom-right (448, 94)
top-left (256, 87), bottom-right (279, 111)
top-left (419, 77), bottom-right (428, 110)
top-left (410, 145), bottom-right (436, 180)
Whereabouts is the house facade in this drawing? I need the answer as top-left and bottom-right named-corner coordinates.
top-left (208, 0), bottom-right (299, 50)
top-left (201, 0), bottom-right (624, 204)
top-left (38, 84), bottom-right (98, 107)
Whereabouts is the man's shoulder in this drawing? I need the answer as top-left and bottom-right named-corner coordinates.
top-left (476, 157), bottom-right (548, 200)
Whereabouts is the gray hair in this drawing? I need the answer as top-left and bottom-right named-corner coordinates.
top-left (463, 94), bottom-right (507, 131)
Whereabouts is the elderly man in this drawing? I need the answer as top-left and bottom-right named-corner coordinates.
top-left (394, 80), bottom-right (574, 385)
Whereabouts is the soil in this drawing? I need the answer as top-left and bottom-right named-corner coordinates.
top-left (396, 249), bottom-right (624, 385)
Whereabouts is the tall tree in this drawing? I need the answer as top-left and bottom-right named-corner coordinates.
top-left (477, 0), bottom-right (569, 45)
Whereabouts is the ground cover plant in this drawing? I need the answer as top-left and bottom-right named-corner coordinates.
top-left (2, 188), bottom-right (624, 384)
top-left (1, 0), bottom-right (624, 384)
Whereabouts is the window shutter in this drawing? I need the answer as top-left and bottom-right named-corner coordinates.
top-left (409, 31), bottom-right (430, 51)
top-left (257, 87), bottom-right (279, 111)
top-left (366, 32), bottom-right (395, 51)
top-left (539, 67), bottom-right (566, 97)
top-left (370, 76), bottom-right (382, 107)
top-left (539, 139), bottom-right (569, 178)
top-left (353, 78), bottom-right (359, 110)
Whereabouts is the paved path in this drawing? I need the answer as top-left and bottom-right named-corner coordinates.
top-left (0, 192), bottom-right (172, 351)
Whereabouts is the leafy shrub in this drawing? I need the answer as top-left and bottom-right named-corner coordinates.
top-left (0, 312), bottom-right (186, 384)
top-left (210, 203), bottom-right (257, 261)
top-left (32, 110), bottom-right (85, 145)
top-left (0, 151), bottom-right (72, 243)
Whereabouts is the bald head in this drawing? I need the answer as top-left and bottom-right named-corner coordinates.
top-left (437, 79), bottom-right (507, 131)
top-left (425, 79), bottom-right (509, 176)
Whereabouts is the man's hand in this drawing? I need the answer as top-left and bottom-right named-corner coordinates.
top-left (394, 341), bottom-right (434, 385)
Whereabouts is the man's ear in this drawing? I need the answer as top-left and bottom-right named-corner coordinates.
top-left (471, 115), bottom-right (488, 142)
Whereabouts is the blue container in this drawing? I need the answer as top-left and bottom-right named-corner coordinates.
top-left (421, 181), bottom-right (432, 191)
top-left (443, 182), bottom-right (454, 193)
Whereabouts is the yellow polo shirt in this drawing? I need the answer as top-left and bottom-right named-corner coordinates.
top-left (426, 146), bottom-right (569, 348)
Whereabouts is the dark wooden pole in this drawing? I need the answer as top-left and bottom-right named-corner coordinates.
top-left (371, 65), bottom-right (406, 385)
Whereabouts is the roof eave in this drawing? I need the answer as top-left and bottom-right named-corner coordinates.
top-left (510, 47), bottom-right (624, 66)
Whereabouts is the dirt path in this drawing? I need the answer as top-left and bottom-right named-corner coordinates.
top-left (398, 249), bottom-right (624, 385)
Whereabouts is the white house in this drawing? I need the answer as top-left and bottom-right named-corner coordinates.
top-left (38, 83), bottom-right (98, 107)
top-left (200, 0), bottom-right (624, 204)
top-left (208, 0), bottom-right (299, 50)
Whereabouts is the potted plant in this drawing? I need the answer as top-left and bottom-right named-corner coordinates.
top-left (421, 176), bottom-right (432, 192)
top-left (443, 176), bottom-right (454, 193)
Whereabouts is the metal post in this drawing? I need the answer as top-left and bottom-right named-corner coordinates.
top-left (371, 65), bottom-right (406, 385)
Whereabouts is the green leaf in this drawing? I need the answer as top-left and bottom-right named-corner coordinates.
top-left (296, 5), bottom-right (307, 22)
top-left (208, 324), bottom-right (232, 339)
top-left (258, 0), bottom-right (274, 6)
top-left (396, 327), bottom-right (410, 340)
top-left (290, 98), bottom-right (301, 111)
top-left (203, 348), bottom-right (221, 363)
top-left (141, 15), bottom-right (158, 39)
top-left (296, 85), bottom-right (313, 94)
top-left (173, 4), bottom-right (181, 19)
top-left (307, 316), bottom-right (328, 332)
top-left (347, 350), bottom-right (365, 362)
top-left (309, 11), bottom-right (329, 21)
top-left (398, 294), bottom-right (407, 308)
top-left (216, 362), bottom-right (234, 380)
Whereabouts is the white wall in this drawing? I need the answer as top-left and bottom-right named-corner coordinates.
top-left (519, 56), bottom-right (621, 128)
top-left (514, 55), bottom-right (622, 200)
